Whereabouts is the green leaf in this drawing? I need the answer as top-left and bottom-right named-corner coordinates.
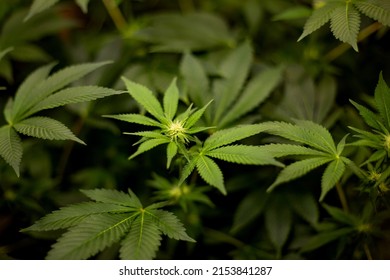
top-left (146, 209), bottom-right (195, 242)
top-left (184, 100), bottom-right (213, 129)
top-left (25, 0), bottom-right (59, 21)
top-left (14, 61), bottom-right (112, 121)
top-left (213, 41), bottom-right (252, 123)
top-left (75, 0), bottom-right (90, 13)
top-left (203, 123), bottom-right (268, 151)
top-left (22, 202), bottom-right (132, 231)
top-left (330, 4), bottom-right (361, 51)
top-left (0, 47), bottom-right (13, 62)
top-left (287, 191), bottom-right (319, 226)
top-left (219, 66), bottom-right (282, 127)
top-left (374, 72), bottom-right (390, 129)
top-left (262, 121), bottom-right (336, 154)
top-left (166, 141), bottom-right (178, 169)
top-left (0, 125), bottom-right (22, 176)
top-left (298, 1), bottom-right (341, 41)
top-left (231, 189), bottom-right (268, 234)
top-left (128, 138), bottom-right (170, 160)
top-left (10, 44), bottom-right (51, 62)
top-left (265, 195), bottom-right (292, 255)
top-left (13, 116), bottom-right (85, 144)
top-left (11, 62), bottom-right (56, 122)
top-left (26, 86), bottom-right (121, 116)
top-left (354, 0), bottom-right (390, 26)
top-left (273, 6), bottom-right (312, 21)
top-left (180, 52), bottom-right (209, 108)
top-left (163, 78), bottom-right (179, 120)
top-left (322, 204), bottom-right (360, 226)
top-left (259, 144), bottom-right (328, 158)
top-left (122, 77), bottom-right (165, 122)
top-left (268, 157), bottom-right (332, 192)
top-left (320, 159), bottom-right (346, 201)
top-left (3, 98), bottom-right (13, 124)
top-left (46, 213), bottom-right (133, 259)
top-left (196, 155), bottom-right (225, 194)
top-left (207, 145), bottom-right (283, 167)
top-left (350, 100), bottom-right (382, 130)
top-left (119, 213), bottom-right (162, 260)
top-left (103, 114), bottom-right (162, 127)
top-left (80, 189), bottom-right (142, 208)
top-left (178, 156), bottom-right (199, 186)
top-left (135, 12), bottom-right (232, 52)
top-left (300, 227), bottom-right (355, 253)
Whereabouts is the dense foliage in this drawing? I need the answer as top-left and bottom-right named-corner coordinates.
top-left (1, 0), bottom-right (389, 260)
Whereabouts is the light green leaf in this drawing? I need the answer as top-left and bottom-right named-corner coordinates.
top-left (196, 155), bottom-right (225, 194)
top-left (26, 86), bottom-right (121, 116)
top-left (268, 157), bottom-right (332, 192)
top-left (219, 66), bottom-right (282, 127)
top-left (22, 202), bottom-right (133, 231)
top-left (203, 123), bottom-right (268, 151)
top-left (273, 6), bottom-right (312, 21)
top-left (178, 156), bottom-right (199, 186)
top-left (75, 0), bottom-right (90, 13)
top-left (13, 116), bottom-right (85, 144)
top-left (180, 52), bottom-right (209, 108)
top-left (11, 62), bottom-right (56, 122)
top-left (330, 4), bottom-right (361, 51)
top-left (166, 141), bottom-right (178, 169)
top-left (119, 213), bottom-right (162, 260)
top-left (25, 0), bottom-right (59, 21)
top-left (146, 209), bottom-right (195, 242)
top-left (298, 1), bottom-right (341, 41)
top-left (213, 41), bottom-right (252, 123)
top-left (103, 114), bottom-right (162, 127)
top-left (350, 100), bottom-right (382, 130)
top-left (14, 61), bottom-right (112, 121)
top-left (163, 78), bottom-right (179, 120)
top-left (184, 100), bottom-right (213, 129)
top-left (0, 125), bottom-right (22, 176)
top-left (320, 159), bottom-right (346, 201)
top-left (46, 213), bottom-right (133, 259)
top-left (258, 144), bottom-right (328, 158)
top-left (80, 188), bottom-right (142, 208)
top-left (354, 0), bottom-right (390, 26)
top-left (122, 77), bottom-right (165, 122)
top-left (262, 121), bottom-right (336, 154)
top-left (128, 138), bottom-right (170, 160)
top-left (207, 145), bottom-right (283, 167)
top-left (374, 72), bottom-right (390, 129)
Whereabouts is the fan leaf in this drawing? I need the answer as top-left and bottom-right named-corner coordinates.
top-left (354, 0), bottom-right (390, 26)
top-left (330, 4), bottom-right (361, 51)
top-left (206, 145), bottom-right (283, 167)
top-left (13, 116), bottom-right (85, 144)
top-left (46, 213), bottom-right (134, 260)
top-left (0, 125), bottom-right (23, 176)
top-left (122, 77), bottom-right (165, 122)
top-left (196, 155), bottom-right (225, 194)
top-left (320, 158), bottom-right (346, 201)
top-left (268, 156), bottom-right (332, 192)
top-left (119, 213), bottom-right (162, 260)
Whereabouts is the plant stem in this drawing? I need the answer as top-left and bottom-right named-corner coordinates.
top-left (102, 0), bottom-right (127, 32)
top-left (363, 243), bottom-right (373, 260)
top-left (325, 22), bottom-right (383, 61)
top-left (336, 182), bottom-right (349, 212)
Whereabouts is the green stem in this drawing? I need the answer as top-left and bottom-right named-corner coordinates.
top-left (325, 22), bottom-right (383, 61)
top-left (336, 182), bottom-right (349, 212)
top-left (102, 0), bottom-right (127, 32)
